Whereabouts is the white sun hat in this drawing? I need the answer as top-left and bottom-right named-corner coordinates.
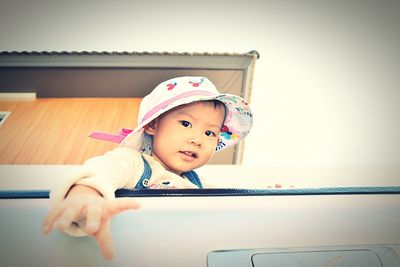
top-left (90, 76), bottom-right (252, 153)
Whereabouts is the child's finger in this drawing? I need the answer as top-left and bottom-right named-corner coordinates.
top-left (85, 204), bottom-right (102, 234)
top-left (55, 205), bottom-right (82, 231)
top-left (94, 220), bottom-right (115, 260)
top-left (43, 202), bottom-right (67, 233)
top-left (108, 198), bottom-right (141, 216)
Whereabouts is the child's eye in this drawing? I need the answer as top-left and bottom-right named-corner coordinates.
top-left (205, 130), bottom-right (216, 137)
top-left (179, 120), bottom-right (192, 128)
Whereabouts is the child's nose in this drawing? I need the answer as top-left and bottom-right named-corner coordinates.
top-left (189, 132), bottom-right (203, 147)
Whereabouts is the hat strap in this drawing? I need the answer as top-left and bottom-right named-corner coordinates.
top-left (89, 128), bottom-right (133, 143)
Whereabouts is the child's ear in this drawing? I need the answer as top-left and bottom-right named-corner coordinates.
top-left (144, 120), bottom-right (157, 135)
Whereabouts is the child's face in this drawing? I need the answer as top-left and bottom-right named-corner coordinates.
top-left (144, 101), bottom-right (225, 175)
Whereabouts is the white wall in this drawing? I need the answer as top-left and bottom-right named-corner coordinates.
top-left (1, 0), bottom-right (399, 167)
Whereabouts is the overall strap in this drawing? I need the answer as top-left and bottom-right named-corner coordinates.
top-left (183, 171), bottom-right (203, 189)
top-left (134, 156), bottom-right (152, 189)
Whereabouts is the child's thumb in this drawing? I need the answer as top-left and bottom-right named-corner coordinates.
top-left (108, 198), bottom-right (141, 215)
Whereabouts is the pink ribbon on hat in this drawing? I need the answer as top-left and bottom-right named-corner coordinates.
top-left (141, 90), bottom-right (215, 122)
top-left (89, 128), bottom-right (133, 143)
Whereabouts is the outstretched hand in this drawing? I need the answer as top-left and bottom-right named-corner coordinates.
top-left (43, 185), bottom-right (140, 259)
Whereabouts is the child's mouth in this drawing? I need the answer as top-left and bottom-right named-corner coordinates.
top-left (179, 151), bottom-right (198, 160)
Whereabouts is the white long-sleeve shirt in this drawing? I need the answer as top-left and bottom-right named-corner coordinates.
top-left (50, 146), bottom-right (209, 236)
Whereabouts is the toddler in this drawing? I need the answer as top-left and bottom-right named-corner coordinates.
top-left (42, 76), bottom-right (252, 259)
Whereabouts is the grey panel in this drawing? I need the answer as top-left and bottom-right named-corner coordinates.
top-left (253, 250), bottom-right (383, 267)
top-left (208, 247), bottom-right (400, 267)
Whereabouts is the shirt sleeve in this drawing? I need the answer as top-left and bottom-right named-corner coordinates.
top-left (74, 147), bottom-right (144, 198)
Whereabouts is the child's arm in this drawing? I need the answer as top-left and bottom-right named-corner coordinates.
top-left (42, 184), bottom-right (140, 259)
top-left (50, 146), bottom-right (145, 206)
top-left (43, 146), bottom-right (145, 259)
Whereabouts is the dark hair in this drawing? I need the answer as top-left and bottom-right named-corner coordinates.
top-left (208, 99), bottom-right (225, 109)
top-left (202, 100), bottom-right (227, 125)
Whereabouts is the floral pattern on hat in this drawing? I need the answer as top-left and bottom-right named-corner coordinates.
top-left (220, 125), bottom-right (240, 141)
top-left (213, 94), bottom-right (252, 151)
top-left (166, 81), bottom-right (177, 90)
top-left (189, 77), bottom-right (205, 87)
